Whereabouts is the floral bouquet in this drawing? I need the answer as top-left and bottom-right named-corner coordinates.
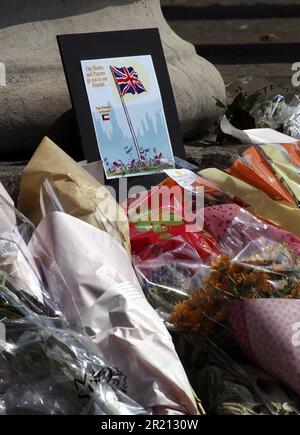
top-left (0, 183), bottom-right (146, 415)
top-left (129, 170), bottom-right (300, 408)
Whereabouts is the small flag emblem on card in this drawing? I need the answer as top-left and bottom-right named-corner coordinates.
top-left (102, 113), bottom-right (110, 121)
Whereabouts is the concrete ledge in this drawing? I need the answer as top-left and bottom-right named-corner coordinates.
top-left (0, 142), bottom-right (243, 204)
top-left (185, 142), bottom-right (245, 169)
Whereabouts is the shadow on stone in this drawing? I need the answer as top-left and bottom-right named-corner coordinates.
top-left (47, 109), bottom-right (84, 162)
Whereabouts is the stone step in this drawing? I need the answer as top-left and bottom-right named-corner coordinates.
top-left (162, 2), bottom-right (300, 20)
top-left (168, 18), bottom-right (300, 45)
top-left (162, 1), bottom-right (300, 88)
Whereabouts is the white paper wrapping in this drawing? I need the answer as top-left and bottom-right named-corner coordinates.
top-left (220, 115), bottom-right (298, 144)
top-left (29, 211), bottom-right (197, 415)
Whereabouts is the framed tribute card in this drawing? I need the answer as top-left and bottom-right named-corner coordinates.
top-left (57, 29), bottom-right (185, 184)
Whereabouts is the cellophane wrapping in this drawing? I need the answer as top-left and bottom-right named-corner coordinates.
top-left (128, 170), bottom-right (300, 414)
top-left (0, 182), bottom-right (146, 415)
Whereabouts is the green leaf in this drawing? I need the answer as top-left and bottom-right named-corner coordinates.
top-left (153, 224), bottom-right (166, 233)
top-left (244, 93), bottom-right (259, 112)
top-left (214, 97), bottom-right (227, 110)
top-left (228, 92), bottom-right (246, 115)
top-left (161, 220), bottom-right (183, 227)
top-left (135, 221), bottom-right (152, 232)
top-left (159, 232), bottom-right (172, 240)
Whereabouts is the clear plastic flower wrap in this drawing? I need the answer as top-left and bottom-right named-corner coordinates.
top-left (128, 172), bottom-right (225, 324)
top-left (128, 171), bottom-right (300, 403)
top-left (0, 183), bottom-right (146, 415)
top-left (195, 207), bottom-right (300, 396)
top-left (251, 94), bottom-right (300, 133)
top-left (132, 199), bottom-right (300, 328)
top-left (0, 285), bottom-right (145, 415)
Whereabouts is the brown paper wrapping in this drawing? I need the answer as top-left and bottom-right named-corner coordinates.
top-left (19, 137), bottom-right (131, 255)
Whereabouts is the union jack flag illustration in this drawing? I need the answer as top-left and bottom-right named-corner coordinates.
top-left (110, 66), bottom-right (146, 96)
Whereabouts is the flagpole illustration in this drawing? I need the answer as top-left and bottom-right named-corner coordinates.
top-left (110, 66), bottom-right (142, 162)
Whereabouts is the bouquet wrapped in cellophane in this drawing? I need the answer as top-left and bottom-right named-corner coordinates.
top-left (0, 182), bottom-right (146, 415)
top-left (128, 169), bottom-right (300, 414)
top-left (16, 140), bottom-right (198, 415)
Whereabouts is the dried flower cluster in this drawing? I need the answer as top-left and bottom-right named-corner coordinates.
top-left (170, 247), bottom-right (300, 331)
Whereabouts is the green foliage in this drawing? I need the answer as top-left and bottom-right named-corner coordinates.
top-left (214, 92), bottom-right (259, 143)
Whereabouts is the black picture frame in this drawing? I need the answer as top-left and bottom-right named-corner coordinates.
top-left (57, 28), bottom-right (185, 189)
